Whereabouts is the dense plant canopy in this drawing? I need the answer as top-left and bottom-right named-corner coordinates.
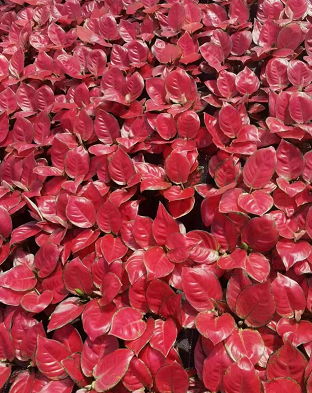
top-left (1, 0), bottom-right (312, 392)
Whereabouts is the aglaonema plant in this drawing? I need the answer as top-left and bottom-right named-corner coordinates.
top-left (1, 0), bottom-right (312, 392)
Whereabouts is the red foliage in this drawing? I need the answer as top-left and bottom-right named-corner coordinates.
top-left (0, 0), bottom-right (312, 392)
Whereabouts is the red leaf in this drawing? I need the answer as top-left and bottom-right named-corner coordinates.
top-left (52, 325), bottom-right (83, 354)
top-left (101, 234), bottom-right (127, 264)
top-left (245, 253), bottom-right (270, 283)
top-left (276, 239), bottom-right (311, 270)
top-left (8, 370), bottom-right (35, 393)
top-left (94, 110), bottom-right (120, 145)
top-left (177, 110), bottom-right (200, 139)
top-left (0, 323), bottom-right (14, 361)
top-left (276, 140), bottom-right (304, 180)
top-left (41, 264), bottom-right (68, 305)
top-left (0, 113), bottom-right (9, 143)
top-left (288, 60), bottom-right (311, 88)
top-left (201, 195), bottom-right (221, 227)
top-left (277, 318), bottom-right (312, 347)
top-left (277, 23), bottom-right (303, 50)
top-left (129, 275), bottom-right (148, 313)
top-left (125, 317), bottom-right (155, 355)
top-left (48, 297), bottom-right (84, 332)
top-left (225, 329), bottom-right (264, 365)
top-left (61, 353), bottom-right (90, 388)
top-left (231, 31), bottom-right (252, 56)
top-left (35, 85), bottom-right (54, 112)
top-left (289, 92), bottom-right (312, 124)
top-left (144, 246), bottom-right (174, 280)
top-left (48, 23), bottom-right (67, 46)
top-left (241, 215), bottom-right (279, 252)
top-left (272, 273), bottom-right (306, 318)
top-left (99, 272), bottom-right (122, 306)
top-left (56, 54), bottom-right (81, 78)
top-left (97, 201), bottom-right (122, 234)
top-left (82, 300), bottom-right (116, 341)
top-left (146, 78), bottom-right (166, 104)
top-left (236, 281), bottom-right (276, 327)
top-left (153, 40), bottom-right (182, 64)
top-left (196, 312), bottom-right (235, 346)
top-left (165, 69), bottom-right (196, 104)
top-left (152, 203), bottom-right (180, 246)
top-left (200, 43), bottom-right (224, 71)
top-left (229, 0), bottom-right (249, 23)
top-left (124, 73), bottom-right (145, 103)
top-left (263, 378), bottom-right (301, 393)
top-left (235, 67), bottom-right (260, 95)
top-left (218, 248), bottom-right (246, 270)
top-left (34, 112), bottom-right (51, 144)
top-left (155, 363), bottom-right (189, 393)
top-left (13, 117), bottom-right (34, 143)
top-left (243, 147), bottom-right (276, 189)
top-left (219, 105), bottom-right (242, 138)
top-left (87, 49), bottom-right (107, 77)
top-left (127, 40), bottom-right (148, 66)
top-left (74, 110), bottom-right (93, 142)
top-left (156, 113), bottom-right (177, 140)
top-left (226, 269), bottom-right (252, 314)
top-left (63, 258), bottom-right (93, 295)
top-left (0, 55), bottom-right (9, 81)
top-left (165, 151), bottom-right (191, 184)
top-left (149, 319), bottom-right (177, 356)
top-left (64, 146), bottom-right (89, 182)
top-left (123, 357), bottom-right (153, 391)
top-left (108, 148), bottom-right (135, 185)
top-left (93, 349), bottom-right (134, 391)
top-left (21, 290), bottom-right (53, 314)
top-left (0, 207), bottom-right (12, 239)
top-left (223, 357), bottom-right (261, 393)
top-left (266, 58), bottom-right (289, 90)
top-left (99, 14), bottom-right (119, 41)
top-left (211, 212), bottom-right (238, 253)
top-left (81, 335), bottom-right (118, 377)
top-left (182, 267), bottom-right (222, 311)
top-left (266, 341), bottom-right (308, 386)
top-left (125, 251), bottom-right (147, 285)
top-left (66, 196), bottom-right (96, 229)
top-left (186, 230), bottom-right (219, 264)
top-left (0, 363), bottom-right (11, 390)
top-left (202, 342), bottom-right (232, 392)
top-left (217, 70), bottom-right (237, 98)
top-left (34, 242), bottom-right (61, 278)
top-left (0, 265), bottom-right (36, 291)
top-left (36, 336), bottom-right (70, 380)
top-left (110, 307), bottom-right (146, 340)
top-left (168, 2), bottom-right (185, 32)
top-left (133, 216), bottom-right (156, 250)
top-left (238, 191), bottom-right (273, 216)
top-left (146, 279), bottom-right (175, 314)
top-left (16, 83), bottom-right (36, 112)
top-left (306, 207), bottom-right (312, 240)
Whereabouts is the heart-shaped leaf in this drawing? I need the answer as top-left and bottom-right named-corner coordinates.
top-left (196, 312), bottom-right (235, 345)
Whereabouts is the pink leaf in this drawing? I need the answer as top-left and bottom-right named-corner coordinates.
top-left (182, 267), bottom-right (222, 311)
top-left (36, 336), bottom-right (70, 380)
top-left (223, 357), bottom-right (261, 393)
top-left (196, 312), bottom-right (235, 346)
top-left (236, 281), bottom-right (276, 327)
top-left (155, 363), bottom-right (189, 393)
top-left (93, 349), bottom-right (134, 391)
top-left (110, 308), bottom-right (146, 340)
top-left (243, 147), bottom-right (276, 189)
top-left (66, 196), bottom-right (96, 229)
